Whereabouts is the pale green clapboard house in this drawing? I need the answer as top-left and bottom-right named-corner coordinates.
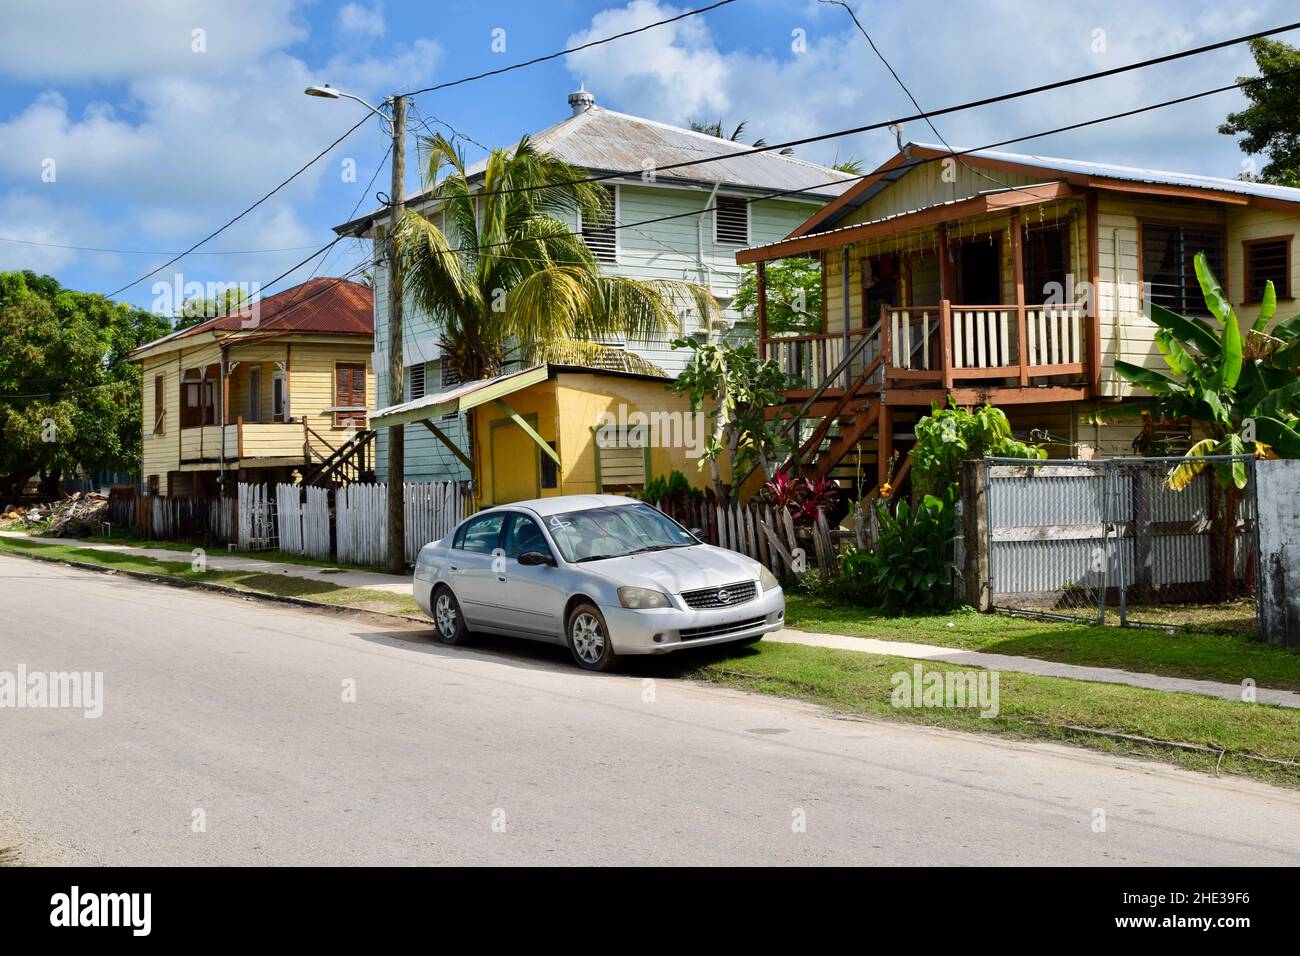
top-left (333, 86), bottom-right (851, 485)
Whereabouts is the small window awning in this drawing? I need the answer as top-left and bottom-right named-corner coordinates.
top-left (369, 364), bottom-right (557, 473)
top-left (369, 365), bottom-right (550, 430)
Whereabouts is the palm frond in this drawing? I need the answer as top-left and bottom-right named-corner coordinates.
top-left (532, 340), bottom-right (667, 376)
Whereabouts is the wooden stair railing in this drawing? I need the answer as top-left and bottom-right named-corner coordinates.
top-left (738, 320), bottom-right (881, 493)
top-left (786, 351), bottom-right (883, 472)
top-left (301, 428), bottom-right (376, 487)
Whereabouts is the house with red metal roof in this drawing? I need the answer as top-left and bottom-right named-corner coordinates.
top-left (129, 277), bottom-right (376, 494)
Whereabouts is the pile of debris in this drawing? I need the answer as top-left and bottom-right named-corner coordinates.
top-left (0, 492), bottom-right (109, 537)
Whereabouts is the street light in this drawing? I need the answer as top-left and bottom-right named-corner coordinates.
top-left (304, 85), bottom-right (393, 131)
top-left (306, 82), bottom-right (408, 575)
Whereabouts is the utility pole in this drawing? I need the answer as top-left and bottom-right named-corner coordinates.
top-left (386, 94), bottom-right (407, 574)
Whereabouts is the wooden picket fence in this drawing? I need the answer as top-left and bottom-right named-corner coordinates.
top-left (335, 481), bottom-right (468, 566)
top-left (650, 497), bottom-right (840, 581)
top-left (236, 483), bottom-right (276, 551)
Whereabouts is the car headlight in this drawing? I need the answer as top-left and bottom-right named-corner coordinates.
top-left (760, 566), bottom-right (780, 592)
top-left (618, 586), bottom-right (671, 609)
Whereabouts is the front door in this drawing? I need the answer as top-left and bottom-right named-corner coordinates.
top-left (491, 416), bottom-right (540, 504)
top-left (956, 238), bottom-right (1002, 304)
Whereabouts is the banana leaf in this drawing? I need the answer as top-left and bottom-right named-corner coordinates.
top-left (1113, 359), bottom-right (1184, 396)
top-left (1165, 438), bottom-right (1218, 490)
top-left (1252, 280), bottom-right (1277, 332)
top-left (1145, 302), bottom-right (1221, 358)
top-left (1255, 415), bottom-right (1300, 458)
top-left (1194, 251), bottom-right (1233, 328)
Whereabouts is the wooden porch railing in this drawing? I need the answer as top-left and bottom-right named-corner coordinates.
top-left (880, 300), bottom-right (1086, 388)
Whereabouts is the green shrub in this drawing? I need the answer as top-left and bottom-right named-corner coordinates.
top-left (832, 489), bottom-right (958, 612)
top-left (911, 398), bottom-right (1044, 497)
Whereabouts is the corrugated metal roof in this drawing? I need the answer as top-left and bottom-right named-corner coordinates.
top-left (132, 278), bottom-right (373, 356)
top-left (913, 142), bottom-right (1300, 204)
top-left (335, 102), bottom-right (850, 235)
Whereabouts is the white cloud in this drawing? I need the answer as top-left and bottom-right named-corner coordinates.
top-left (565, 0), bottom-right (1297, 180)
top-left (0, 0), bottom-right (307, 82)
top-left (0, 1), bottom-right (441, 298)
top-left (338, 3), bottom-right (386, 39)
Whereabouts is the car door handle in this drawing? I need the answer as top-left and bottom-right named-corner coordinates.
top-left (449, 565), bottom-right (458, 571)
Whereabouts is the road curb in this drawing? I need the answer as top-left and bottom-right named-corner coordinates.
top-left (0, 546), bottom-right (432, 630)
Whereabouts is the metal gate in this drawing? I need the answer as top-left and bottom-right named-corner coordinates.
top-left (985, 455), bottom-right (1260, 631)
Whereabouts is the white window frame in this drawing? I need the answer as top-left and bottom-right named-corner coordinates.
top-left (272, 370), bottom-right (287, 423)
top-left (580, 184), bottom-right (619, 264)
top-left (714, 194), bottom-right (750, 246)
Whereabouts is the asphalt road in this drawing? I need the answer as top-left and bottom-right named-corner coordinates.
top-left (2, 554), bottom-right (1297, 866)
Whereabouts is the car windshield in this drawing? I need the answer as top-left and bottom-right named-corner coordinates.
top-left (543, 503), bottom-right (696, 563)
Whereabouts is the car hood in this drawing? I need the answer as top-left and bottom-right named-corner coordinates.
top-left (581, 545), bottom-right (760, 595)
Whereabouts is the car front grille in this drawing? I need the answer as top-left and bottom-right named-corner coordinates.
top-left (679, 616), bottom-right (767, 641)
top-left (680, 580), bottom-right (757, 610)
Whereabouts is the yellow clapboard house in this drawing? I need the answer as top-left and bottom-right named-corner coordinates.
top-left (130, 278), bottom-right (377, 495)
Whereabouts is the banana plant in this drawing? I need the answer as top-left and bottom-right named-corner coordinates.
top-left (1108, 252), bottom-right (1300, 490)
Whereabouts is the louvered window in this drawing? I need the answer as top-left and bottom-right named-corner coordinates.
top-left (1141, 223), bottom-right (1225, 317)
top-left (439, 361), bottom-right (460, 420)
top-left (581, 185), bottom-right (617, 263)
top-left (334, 363), bottom-right (367, 428)
top-left (408, 362), bottom-right (426, 400)
top-left (1244, 238), bottom-right (1291, 303)
top-left (715, 195), bottom-right (749, 245)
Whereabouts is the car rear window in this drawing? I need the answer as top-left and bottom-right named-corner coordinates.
top-left (458, 513), bottom-right (504, 554)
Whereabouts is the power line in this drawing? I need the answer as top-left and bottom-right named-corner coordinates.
top-left (104, 112), bottom-right (376, 299)
top-left (396, 66), bottom-right (1300, 262)
top-left (397, 18), bottom-right (1300, 204)
top-left (820, 0), bottom-right (1035, 200)
top-left (0, 237), bottom-right (330, 256)
top-left (396, 0), bottom-right (739, 97)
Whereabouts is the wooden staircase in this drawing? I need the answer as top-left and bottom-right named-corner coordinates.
top-left (301, 428), bottom-right (377, 487)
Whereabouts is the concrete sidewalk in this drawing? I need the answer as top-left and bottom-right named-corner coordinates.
top-left (0, 531), bottom-right (412, 594)
top-left (5, 531), bottom-right (1295, 708)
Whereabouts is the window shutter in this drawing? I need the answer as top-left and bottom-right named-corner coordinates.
top-left (581, 185), bottom-right (617, 263)
top-left (715, 195), bottom-right (749, 245)
top-left (335, 363), bottom-right (367, 427)
top-left (153, 375), bottom-right (165, 434)
top-left (409, 363), bottom-right (426, 400)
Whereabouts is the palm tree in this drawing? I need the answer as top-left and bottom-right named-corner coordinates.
top-left (397, 133), bottom-right (719, 381)
top-left (688, 119), bottom-right (795, 155)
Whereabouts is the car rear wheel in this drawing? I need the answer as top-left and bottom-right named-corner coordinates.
top-left (566, 603), bottom-right (619, 672)
top-left (432, 584), bottom-right (469, 645)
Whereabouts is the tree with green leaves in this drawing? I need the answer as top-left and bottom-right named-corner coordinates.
top-left (0, 271), bottom-right (170, 501)
top-left (910, 399), bottom-right (1045, 498)
top-left (397, 133), bottom-right (718, 380)
top-left (1219, 38), bottom-right (1300, 186)
top-left (670, 335), bottom-right (793, 502)
top-left (731, 257), bottom-right (823, 335)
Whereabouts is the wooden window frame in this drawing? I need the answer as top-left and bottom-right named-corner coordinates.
top-left (1242, 235), bottom-right (1293, 305)
top-left (334, 362), bottom-right (367, 429)
top-left (152, 374), bottom-right (165, 435)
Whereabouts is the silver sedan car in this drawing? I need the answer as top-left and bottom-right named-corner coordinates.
top-left (414, 494), bottom-right (785, 671)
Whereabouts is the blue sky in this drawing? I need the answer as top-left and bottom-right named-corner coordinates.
top-left (1, 0), bottom-right (1296, 314)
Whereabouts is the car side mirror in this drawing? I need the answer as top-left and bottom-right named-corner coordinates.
top-left (688, 528), bottom-right (703, 539)
top-left (518, 550), bottom-right (554, 567)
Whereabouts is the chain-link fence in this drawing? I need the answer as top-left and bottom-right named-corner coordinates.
top-left (984, 455), bottom-right (1260, 633)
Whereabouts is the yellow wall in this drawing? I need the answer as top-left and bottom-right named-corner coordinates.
top-left (471, 373), bottom-right (727, 506)
top-left (135, 334), bottom-right (373, 491)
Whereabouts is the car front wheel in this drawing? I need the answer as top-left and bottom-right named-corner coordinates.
top-left (566, 603), bottom-right (619, 672)
top-left (431, 584), bottom-right (469, 645)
